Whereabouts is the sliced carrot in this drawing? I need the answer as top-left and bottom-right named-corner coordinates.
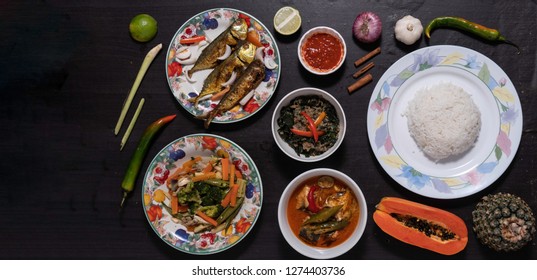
top-left (221, 189), bottom-right (232, 207)
top-left (181, 156), bottom-right (202, 172)
top-left (229, 164), bottom-right (236, 186)
top-left (221, 157), bottom-right (230, 181)
top-left (180, 35), bottom-right (206, 45)
top-left (166, 167), bottom-right (187, 187)
top-left (171, 195), bottom-right (179, 215)
top-left (192, 172), bottom-right (216, 182)
top-left (235, 169), bottom-right (243, 180)
top-left (196, 210), bottom-right (218, 227)
top-left (230, 184), bottom-right (239, 207)
top-left (202, 161), bottom-right (214, 173)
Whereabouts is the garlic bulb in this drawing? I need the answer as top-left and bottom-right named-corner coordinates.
top-left (394, 15), bottom-right (423, 45)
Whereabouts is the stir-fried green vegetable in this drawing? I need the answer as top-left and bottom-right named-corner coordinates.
top-left (177, 181), bottom-right (226, 216)
top-left (159, 155), bottom-right (251, 233)
top-left (277, 95), bottom-right (340, 157)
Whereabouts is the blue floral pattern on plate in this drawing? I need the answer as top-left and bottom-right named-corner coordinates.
top-left (367, 45), bottom-right (522, 199)
top-left (142, 134), bottom-right (262, 254)
top-left (166, 8), bottom-right (280, 124)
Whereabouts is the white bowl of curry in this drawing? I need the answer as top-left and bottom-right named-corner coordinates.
top-left (278, 168), bottom-right (367, 259)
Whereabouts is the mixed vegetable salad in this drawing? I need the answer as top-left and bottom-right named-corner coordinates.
top-left (148, 155), bottom-right (250, 234)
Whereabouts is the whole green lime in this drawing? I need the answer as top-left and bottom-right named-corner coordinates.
top-left (129, 14), bottom-right (158, 42)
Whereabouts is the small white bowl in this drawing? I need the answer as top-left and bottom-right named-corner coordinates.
top-left (278, 168), bottom-right (368, 259)
top-left (271, 87), bottom-right (346, 162)
top-left (298, 26), bottom-right (347, 75)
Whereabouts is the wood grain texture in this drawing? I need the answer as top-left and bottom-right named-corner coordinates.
top-left (1, 0), bottom-right (536, 259)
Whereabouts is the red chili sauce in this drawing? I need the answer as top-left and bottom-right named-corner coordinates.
top-left (301, 33), bottom-right (343, 72)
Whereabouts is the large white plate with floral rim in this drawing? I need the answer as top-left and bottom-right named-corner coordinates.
top-left (141, 134), bottom-right (262, 254)
top-left (367, 45), bottom-right (522, 199)
top-left (166, 8), bottom-right (280, 124)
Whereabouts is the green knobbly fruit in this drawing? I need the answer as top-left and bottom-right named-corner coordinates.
top-left (472, 193), bottom-right (536, 252)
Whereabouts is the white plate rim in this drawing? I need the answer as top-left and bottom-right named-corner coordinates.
top-left (366, 45), bottom-right (523, 199)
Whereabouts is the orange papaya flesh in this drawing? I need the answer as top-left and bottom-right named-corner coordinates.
top-left (373, 197), bottom-right (468, 255)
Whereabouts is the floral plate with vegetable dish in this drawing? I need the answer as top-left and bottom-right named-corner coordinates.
top-left (367, 45), bottom-right (522, 199)
top-left (142, 134), bottom-right (262, 254)
top-left (166, 8), bottom-right (280, 124)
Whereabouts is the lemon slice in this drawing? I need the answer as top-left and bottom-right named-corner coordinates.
top-left (273, 6), bottom-right (301, 35)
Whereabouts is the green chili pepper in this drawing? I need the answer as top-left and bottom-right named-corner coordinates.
top-left (120, 114), bottom-right (176, 208)
top-left (425, 16), bottom-right (519, 52)
top-left (303, 205), bottom-right (343, 225)
top-left (309, 220), bottom-right (350, 235)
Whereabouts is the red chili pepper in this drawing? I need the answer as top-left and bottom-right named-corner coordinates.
top-left (301, 111), bottom-right (319, 143)
top-left (307, 185), bottom-right (320, 213)
top-left (290, 128), bottom-right (326, 138)
top-left (121, 115), bottom-right (176, 208)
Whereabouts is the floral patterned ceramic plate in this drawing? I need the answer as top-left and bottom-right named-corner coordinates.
top-left (166, 8), bottom-right (280, 124)
top-left (367, 45), bottom-right (522, 199)
top-left (141, 134), bottom-right (262, 254)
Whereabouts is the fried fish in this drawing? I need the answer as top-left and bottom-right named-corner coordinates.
top-left (187, 18), bottom-right (248, 78)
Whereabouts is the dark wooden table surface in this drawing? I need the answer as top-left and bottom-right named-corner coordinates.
top-left (1, 0), bottom-right (536, 260)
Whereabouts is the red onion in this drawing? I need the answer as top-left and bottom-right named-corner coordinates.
top-left (352, 11), bottom-right (382, 43)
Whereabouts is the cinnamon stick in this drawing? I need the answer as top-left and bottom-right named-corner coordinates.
top-left (347, 73), bottom-right (373, 94)
top-left (352, 61), bottom-right (374, 79)
top-left (354, 47), bottom-right (381, 67)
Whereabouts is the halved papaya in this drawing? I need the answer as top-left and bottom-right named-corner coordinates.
top-left (373, 197), bottom-right (468, 255)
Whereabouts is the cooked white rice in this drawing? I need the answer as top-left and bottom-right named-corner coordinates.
top-left (405, 82), bottom-right (481, 161)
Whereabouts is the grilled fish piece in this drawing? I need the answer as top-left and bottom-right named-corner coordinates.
top-left (187, 18), bottom-right (248, 78)
top-left (203, 59), bottom-right (265, 128)
top-left (325, 190), bottom-right (358, 221)
top-left (189, 41), bottom-right (257, 106)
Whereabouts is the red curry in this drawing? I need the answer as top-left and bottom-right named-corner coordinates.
top-left (286, 176), bottom-right (359, 248)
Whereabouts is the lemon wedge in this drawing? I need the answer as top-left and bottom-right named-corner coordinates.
top-left (273, 6), bottom-right (301, 35)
